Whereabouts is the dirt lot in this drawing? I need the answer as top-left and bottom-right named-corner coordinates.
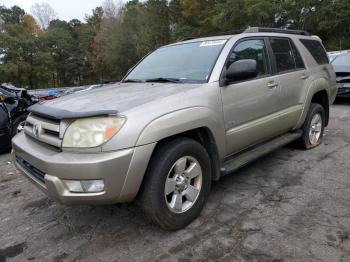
top-left (1, 103), bottom-right (350, 262)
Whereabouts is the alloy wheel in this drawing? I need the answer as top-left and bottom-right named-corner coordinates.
top-left (164, 156), bottom-right (203, 214)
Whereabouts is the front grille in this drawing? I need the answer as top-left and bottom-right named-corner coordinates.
top-left (16, 156), bottom-right (46, 184)
top-left (24, 114), bottom-right (63, 150)
top-left (336, 72), bottom-right (350, 84)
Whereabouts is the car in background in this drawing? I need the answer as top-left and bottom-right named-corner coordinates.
top-left (0, 93), bottom-right (12, 153)
top-left (28, 88), bottom-right (64, 101)
top-left (62, 86), bottom-right (88, 96)
top-left (328, 50), bottom-right (350, 63)
top-left (62, 83), bottom-right (114, 96)
top-left (331, 52), bottom-right (350, 98)
top-left (0, 83), bottom-right (34, 137)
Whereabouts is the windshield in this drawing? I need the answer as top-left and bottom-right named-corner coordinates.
top-left (332, 53), bottom-right (350, 66)
top-left (125, 40), bottom-right (227, 83)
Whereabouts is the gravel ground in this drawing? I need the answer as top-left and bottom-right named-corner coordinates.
top-left (1, 103), bottom-right (350, 262)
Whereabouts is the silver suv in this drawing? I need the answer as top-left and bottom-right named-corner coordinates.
top-left (12, 28), bottom-right (336, 230)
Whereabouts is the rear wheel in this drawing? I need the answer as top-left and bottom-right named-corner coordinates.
top-left (139, 138), bottom-right (211, 230)
top-left (297, 103), bottom-right (325, 149)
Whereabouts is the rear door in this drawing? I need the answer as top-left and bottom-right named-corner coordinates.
top-left (268, 37), bottom-right (308, 132)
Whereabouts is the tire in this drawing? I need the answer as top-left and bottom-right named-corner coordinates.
top-left (297, 103), bottom-right (325, 150)
top-left (11, 115), bottom-right (27, 137)
top-left (138, 138), bottom-right (212, 230)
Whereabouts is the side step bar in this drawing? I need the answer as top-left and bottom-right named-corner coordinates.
top-left (221, 132), bottom-right (302, 176)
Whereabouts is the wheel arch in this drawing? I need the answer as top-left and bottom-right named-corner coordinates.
top-left (150, 127), bottom-right (222, 181)
top-left (296, 78), bottom-right (331, 128)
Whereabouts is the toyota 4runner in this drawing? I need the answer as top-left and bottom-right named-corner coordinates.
top-left (12, 27), bottom-right (336, 230)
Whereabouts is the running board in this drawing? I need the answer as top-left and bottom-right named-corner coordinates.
top-left (221, 132), bottom-right (302, 176)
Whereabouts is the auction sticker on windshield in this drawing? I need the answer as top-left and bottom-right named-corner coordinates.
top-left (200, 40), bottom-right (227, 47)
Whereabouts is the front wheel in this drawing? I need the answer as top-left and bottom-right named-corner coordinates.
top-left (297, 103), bottom-right (325, 150)
top-left (139, 138), bottom-right (211, 230)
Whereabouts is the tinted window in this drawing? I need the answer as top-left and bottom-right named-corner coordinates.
top-left (300, 39), bottom-right (329, 65)
top-left (270, 38), bottom-right (296, 72)
top-left (227, 39), bottom-right (270, 77)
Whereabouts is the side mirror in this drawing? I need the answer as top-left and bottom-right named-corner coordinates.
top-left (4, 96), bottom-right (16, 105)
top-left (225, 59), bottom-right (258, 83)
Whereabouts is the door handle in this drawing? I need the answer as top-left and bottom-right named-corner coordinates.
top-left (301, 74), bottom-right (309, 80)
top-left (267, 82), bottom-right (278, 89)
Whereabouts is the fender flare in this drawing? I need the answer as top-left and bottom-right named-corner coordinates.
top-left (295, 78), bottom-right (330, 129)
top-left (135, 107), bottom-right (226, 159)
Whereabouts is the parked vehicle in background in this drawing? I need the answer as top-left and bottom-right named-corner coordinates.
top-left (330, 52), bottom-right (350, 98)
top-left (62, 86), bottom-right (87, 96)
top-left (63, 83), bottom-right (113, 96)
top-left (12, 28), bottom-right (336, 230)
top-left (0, 84), bottom-right (34, 136)
top-left (328, 50), bottom-right (350, 63)
top-left (28, 88), bottom-right (64, 101)
top-left (0, 93), bottom-right (12, 153)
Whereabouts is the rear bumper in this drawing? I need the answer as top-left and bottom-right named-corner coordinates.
top-left (12, 133), bottom-right (156, 204)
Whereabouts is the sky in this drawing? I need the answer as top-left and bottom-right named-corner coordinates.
top-left (0, 0), bottom-right (113, 21)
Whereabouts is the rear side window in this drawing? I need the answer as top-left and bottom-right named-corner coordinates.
top-left (300, 39), bottom-right (329, 65)
top-left (269, 38), bottom-right (296, 73)
top-left (290, 41), bottom-right (305, 69)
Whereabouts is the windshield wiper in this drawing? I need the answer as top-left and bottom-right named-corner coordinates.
top-left (145, 77), bottom-right (183, 83)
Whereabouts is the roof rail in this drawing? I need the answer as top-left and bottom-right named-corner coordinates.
top-left (244, 27), bottom-right (311, 36)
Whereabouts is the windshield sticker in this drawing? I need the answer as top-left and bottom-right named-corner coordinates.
top-left (200, 40), bottom-right (227, 47)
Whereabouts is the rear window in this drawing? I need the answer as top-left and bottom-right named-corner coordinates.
top-left (270, 38), bottom-right (302, 73)
top-left (300, 39), bottom-right (329, 65)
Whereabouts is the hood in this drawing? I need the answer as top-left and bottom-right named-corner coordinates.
top-left (29, 82), bottom-right (202, 120)
top-left (333, 65), bottom-right (350, 74)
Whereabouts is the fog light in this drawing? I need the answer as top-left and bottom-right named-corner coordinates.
top-left (64, 180), bottom-right (84, 193)
top-left (81, 180), bottom-right (105, 193)
top-left (63, 180), bottom-right (105, 193)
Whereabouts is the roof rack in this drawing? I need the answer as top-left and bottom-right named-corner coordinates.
top-left (244, 27), bottom-right (311, 36)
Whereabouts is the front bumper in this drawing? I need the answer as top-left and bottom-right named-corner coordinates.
top-left (12, 133), bottom-right (156, 204)
top-left (336, 83), bottom-right (350, 97)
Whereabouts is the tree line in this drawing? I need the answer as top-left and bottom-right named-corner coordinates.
top-left (0, 0), bottom-right (349, 89)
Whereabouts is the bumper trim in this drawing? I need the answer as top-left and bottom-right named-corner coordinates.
top-left (16, 155), bottom-right (46, 184)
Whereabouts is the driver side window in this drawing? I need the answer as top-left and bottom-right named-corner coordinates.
top-left (227, 39), bottom-right (270, 77)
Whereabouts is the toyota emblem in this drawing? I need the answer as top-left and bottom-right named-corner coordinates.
top-left (33, 123), bottom-right (41, 137)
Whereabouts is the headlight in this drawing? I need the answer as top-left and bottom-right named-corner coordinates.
top-left (62, 116), bottom-right (126, 148)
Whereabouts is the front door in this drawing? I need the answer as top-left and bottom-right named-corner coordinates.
top-left (221, 38), bottom-right (282, 155)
